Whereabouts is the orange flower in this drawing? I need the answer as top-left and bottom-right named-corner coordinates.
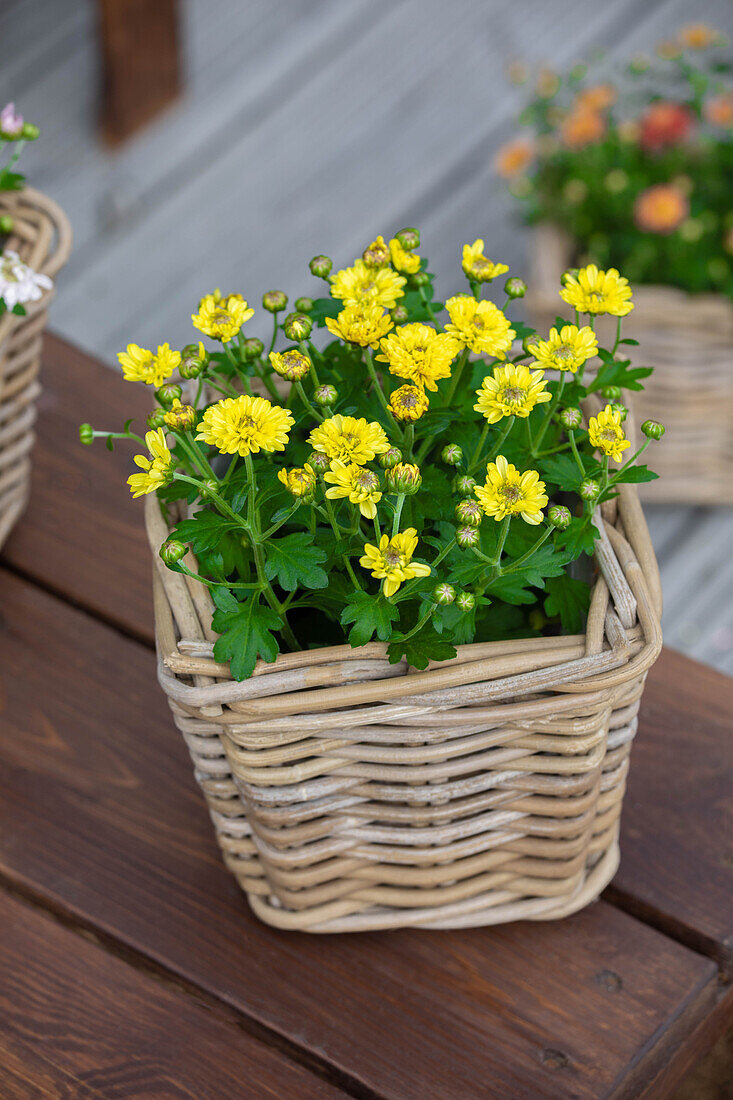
top-left (634, 184), bottom-right (689, 234)
top-left (575, 84), bottom-right (616, 113)
top-left (560, 110), bottom-right (605, 149)
top-left (705, 93), bottom-right (733, 127)
top-left (640, 101), bottom-right (694, 151)
top-left (536, 68), bottom-right (560, 99)
top-left (678, 23), bottom-right (717, 50)
top-left (494, 138), bottom-right (534, 178)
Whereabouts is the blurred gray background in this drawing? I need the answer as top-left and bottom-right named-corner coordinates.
top-left (2, 0), bottom-right (732, 672)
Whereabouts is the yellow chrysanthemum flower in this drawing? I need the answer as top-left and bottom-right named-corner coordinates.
top-left (192, 294), bottom-right (255, 342)
top-left (359, 527), bottom-right (431, 597)
top-left (559, 265), bottom-right (634, 317)
top-left (474, 455), bottom-right (548, 525)
top-left (474, 363), bottom-right (551, 423)
top-left (529, 325), bottom-right (598, 373)
top-left (269, 348), bottom-right (311, 381)
top-left (376, 322), bottom-right (459, 392)
top-left (324, 460), bottom-right (382, 519)
top-left (461, 240), bottom-right (509, 283)
top-left (325, 303), bottom-right (394, 347)
top-left (308, 413), bottom-right (390, 465)
top-left (588, 404), bottom-right (631, 462)
top-left (363, 235), bottom-right (390, 267)
top-left (444, 295), bottom-right (516, 358)
top-left (127, 429), bottom-right (173, 498)
top-left (330, 259), bottom-right (406, 309)
top-left (278, 463), bottom-right (317, 499)
top-left (197, 395), bottom-right (293, 457)
top-left (388, 384), bottom-right (429, 421)
top-left (118, 342), bottom-right (181, 387)
top-left (389, 237), bottom-right (421, 275)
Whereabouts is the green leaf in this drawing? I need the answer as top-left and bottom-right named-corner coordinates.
top-left (310, 297), bottom-right (341, 326)
top-left (340, 591), bottom-right (399, 646)
top-left (538, 451), bottom-right (589, 491)
top-left (556, 515), bottom-right (599, 558)
top-left (211, 594), bottom-right (280, 680)
top-left (611, 464), bottom-right (659, 484)
top-left (587, 359), bottom-right (653, 393)
top-left (483, 573), bottom-right (537, 604)
top-left (544, 574), bottom-right (592, 634)
top-left (387, 625), bottom-right (457, 670)
top-left (173, 509), bottom-right (239, 554)
top-left (264, 532), bottom-right (328, 591)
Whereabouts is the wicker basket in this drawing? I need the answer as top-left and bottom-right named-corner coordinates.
top-left (525, 223), bottom-right (733, 506)
top-left (145, 470), bottom-right (662, 933)
top-left (0, 187), bottom-right (72, 548)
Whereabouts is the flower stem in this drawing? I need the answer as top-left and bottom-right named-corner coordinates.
top-left (391, 493), bottom-right (405, 537)
top-left (294, 380), bottom-right (323, 421)
top-left (569, 430), bottom-right (585, 476)
top-left (532, 372), bottom-right (565, 453)
top-left (364, 347), bottom-right (402, 437)
top-left (444, 347), bottom-right (469, 406)
top-left (399, 601), bottom-right (437, 642)
top-left (502, 524), bottom-right (553, 574)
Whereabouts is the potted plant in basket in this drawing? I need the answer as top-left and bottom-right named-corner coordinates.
top-left (0, 102), bottom-right (72, 546)
top-left (81, 230), bottom-right (663, 932)
top-left (496, 22), bottom-right (732, 504)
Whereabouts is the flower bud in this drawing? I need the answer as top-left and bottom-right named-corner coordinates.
top-left (314, 383), bottom-right (337, 407)
top-left (362, 236), bottom-right (390, 268)
top-left (456, 526), bottom-right (480, 549)
top-left (395, 227), bottom-right (420, 251)
top-left (78, 422), bottom-right (94, 445)
top-left (442, 443), bottom-right (463, 466)
top-left (641, 419), bottom-right (665, 440)
top-left (561, 268), bottom-right (580, 286)
top-left (455, 499), bottom-right (482, 527)
top-left (379, 447), bottom-right (402, 469)
top-left (164, 400), bottom-right (197, 431)
top-left (179, 342), bottom-right (206, 379)
top-left (269, 348), bottom-right (310, 381)
top-left (263, 290), bottom-right (288, 313)
top-left (452, 474), bottom-right (477, 497)
top-left (200, 478), bottom-right (220, 498)
top-left (411, 270), bottom-right (430, 287)
top-left (580, 478), bottom-right (601, 502)
top-left (559, 407), bottom-right (583, 430)
top-left (147, 408), bottom-right (168, 429)
top-left (548, 504), bottom-right (571, 529)
top-left (609, 402), bottom-right (628, 422)
top-left (504, 276), bottom-right (526, 299)
top-left (283, 312), bottom-right (312, 341)
top-left (160, 540), bottom-right (187, 566)
top-left (279, 463), bottom-right (317, 501)
top-left (455, 591), bottom-right (476, 612)
top-left (522, 334), bottom-right (541, 356)
top-left (432, 583), bottom-right (456, 606)
top-left (241, 337), bottom-right (265, 361)
top-left (0, 214), bottom-right (13, 234)
top-left (295, 296), bottom-right (314, 313)
top-left (309, 254), bottom-right (332, 279)
top-left (308, 451), bottom-right (331, 474)
top-left (386, 462), bottom-right (422, 495)
top-left (156, 383), bottom-right (182, 407)
top-left (21, 122), bottom-right (40, 140)
top-left (390, 305), bottom-right (409, 324)
top-left (601, 385), bottom-right (621, 401)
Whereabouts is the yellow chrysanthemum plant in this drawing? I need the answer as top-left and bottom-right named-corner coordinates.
top-left (79, 233), bottom-right (664, 680)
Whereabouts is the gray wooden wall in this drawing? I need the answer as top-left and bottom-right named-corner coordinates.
top-left (2, 0), bottom-right (732, 673)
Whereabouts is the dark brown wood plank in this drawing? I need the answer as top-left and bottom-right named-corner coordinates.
top-left (608, 649), bottom-right (733, 976)
top-left (0, 889), bottom-right (346, 1100)
top-left (5, 334), bottom-right (733, 982)
top-left (96, 0), bottom-right (182, 146)
top-left (0, 568), bottom-right (721, 1100)
top-left (2, 334), bottom-right (154, 642)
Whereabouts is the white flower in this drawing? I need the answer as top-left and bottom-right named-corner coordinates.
top-left (0, 250), bottom-right (52, 309)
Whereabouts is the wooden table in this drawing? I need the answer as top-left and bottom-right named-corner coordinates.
top-left (0, 334), bottom-right (731, 1099)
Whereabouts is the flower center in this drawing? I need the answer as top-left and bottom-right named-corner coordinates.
top-left (501, 386), bottom-right (526, 404)
top-left (1, 260), bottom-right (18, 282)
top-left (501, 483), bottom-right (522, 504)
top-left (383, 548), bottom-right (402, 568)
top-left (213, 309), bottom-right (231, 326)
top-left (356, 470), bottom-right (378, 490)
top-left (600, 428), bottom-right (618, 441)
top-left (554, 345), bottom-right (574, 362)
top-left (472, 258), bottom-right (491, 275)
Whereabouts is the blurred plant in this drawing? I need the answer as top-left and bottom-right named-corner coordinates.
top-left (0, 102), bottom-right (39, 191)
top-left (497, 24), bottom-right (733, 295)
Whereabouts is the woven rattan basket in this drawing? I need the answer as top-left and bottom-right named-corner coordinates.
top-left (525, 223), bottom-right (733, 506)
top-left (145, 470), bottom-right (662, 933)
top-left (0, 187), bottom-right (72, 548)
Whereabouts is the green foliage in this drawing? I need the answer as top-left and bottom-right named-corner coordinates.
top-left (264, 533), bottom-right (328, 591)
top-left (211, 590), bottom-right (280, 680)
top-left (544, 574), bottom-right (592, 634)
top-left (387, 625), bottom-right (457, 669)
top-left (341, 591), bottom-right (399, 646)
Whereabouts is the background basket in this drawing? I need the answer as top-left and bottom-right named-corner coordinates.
top-left (145, 476), bottom-right (662, 934)
top-left (525, 223), bottom-right (733, 506)
top-left (0, 187), bottom-right (72, 547)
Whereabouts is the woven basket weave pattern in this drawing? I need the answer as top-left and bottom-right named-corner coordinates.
top-left (146, 474), bottom-right (662, 933)
top-left (0, 188), bottom-right (72, 548)
top-left (525, 223), bottom-right (733, 506)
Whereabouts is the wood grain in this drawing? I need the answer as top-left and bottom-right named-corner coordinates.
top-left (611, 647), bottom-right (733, 975)
top-left (0, 567), bottom-right (721, 1100)
top-left (0, 889), bottom-right (347, 1099)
